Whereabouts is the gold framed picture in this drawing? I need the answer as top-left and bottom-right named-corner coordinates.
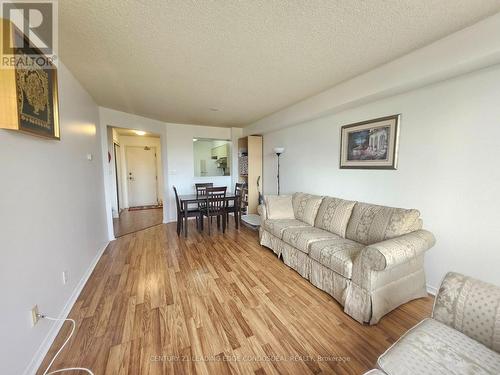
top-left (0, 19), bottom-right (60, 140)
top-left (340, 115), bottom-right (400, 169)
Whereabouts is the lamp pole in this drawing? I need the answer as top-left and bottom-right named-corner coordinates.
top-left (274, 147), bottom-right (285, 195)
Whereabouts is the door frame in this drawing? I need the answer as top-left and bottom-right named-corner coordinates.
top-left (125, 145), bottom-right (159, 207)
top-left (113, 142), bottom-right (122, 212)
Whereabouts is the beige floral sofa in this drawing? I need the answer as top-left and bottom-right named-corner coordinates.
top-left (365, 272), bottom-right (500, 374)
top-left (258, 193), bottom-right (436, 324)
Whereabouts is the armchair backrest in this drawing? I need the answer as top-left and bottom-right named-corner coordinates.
top-left (432, 272), bottom-right (500, 353)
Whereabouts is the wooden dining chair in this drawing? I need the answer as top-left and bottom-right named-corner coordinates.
top-left (195, 183), bottom-right (213, 198)
top-left (195, 183), bottom-right (214, 210)
top-left (173, 186), bottom-right (200, 236)
top-left (226, 182), bottom-right (246, 229)
top-left (200, 186), bottom-right (227, 234)
top-left (240, 187), bottom-right (249, 218)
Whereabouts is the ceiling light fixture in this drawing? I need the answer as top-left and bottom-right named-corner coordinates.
top-left (209, 108), bottom-right (219, 112)
top-left (193, 138), bottom-right (198, 142)
top-left (134, 130), bottom-right (146, 136)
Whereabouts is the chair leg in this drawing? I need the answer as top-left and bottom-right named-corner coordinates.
top-left (217, 215), bottom-right (220, 229)
top-left (222, 214), bottom-right (226, 233)
top-left (176, 219), bottom-right (181, 236)
top-left (234, 210), bottom-right (239, 229)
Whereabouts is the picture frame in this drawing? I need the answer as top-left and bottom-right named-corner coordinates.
top-left (0, 19), bottom-right (60, 140)
top-left (339, 114), bottom-right (400, 169)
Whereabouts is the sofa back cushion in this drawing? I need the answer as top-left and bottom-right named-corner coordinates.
top-left (346, 202), bottom-right (421, 245)
top-left (292, 193), bottom-right (323, 226)
top-left (433, 272), bottom-right (500, 353)
top-left (314, 197), bottom-right (356, 237)
top-left (264, 195), bottom-right (295, 220)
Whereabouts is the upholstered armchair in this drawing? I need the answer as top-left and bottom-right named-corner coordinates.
top-left (366, 272), bottom-right (500, 374)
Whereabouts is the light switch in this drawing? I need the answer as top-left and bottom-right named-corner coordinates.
top-left (87, 153), bottom-right (93, 161)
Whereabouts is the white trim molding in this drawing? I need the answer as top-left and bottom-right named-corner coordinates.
top-left (427, 284), bottom-right (438, 296)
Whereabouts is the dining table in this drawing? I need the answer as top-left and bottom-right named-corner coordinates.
top-left (178, 191), bottom-right (237, 237)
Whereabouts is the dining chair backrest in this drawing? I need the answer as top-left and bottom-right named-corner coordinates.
top-left (195, 183), bottom-right (214, 198)
top-left (234, 182), bottom-right (246, 195)
top-left (234, 182), bottom-right (246, 209)
top-left (205, 186), bottom-right (227, 214)
top-left (173, 186), bottom-right (181, 213)
top-left (240, 187), bottom-right (249, 212)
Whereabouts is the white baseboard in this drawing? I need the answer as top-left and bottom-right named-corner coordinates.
top-left (23, 241), bottom-right (110, 375)
top-left (426, 284), bottom-right (438, 296)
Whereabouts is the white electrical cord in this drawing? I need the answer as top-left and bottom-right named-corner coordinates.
top-left (38, 314), bottom-right (94, 375)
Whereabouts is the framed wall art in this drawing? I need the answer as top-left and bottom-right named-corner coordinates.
top-left (0, 18), bottom-right (60, 140)
top-left (339, 114), bottom-right (400, 169)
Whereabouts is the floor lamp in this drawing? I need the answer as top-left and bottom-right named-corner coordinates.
top-left (274, 147), bottom-right (285, 195)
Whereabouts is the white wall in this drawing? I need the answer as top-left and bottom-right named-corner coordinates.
top-left (116, 135), bottom-right (164, 208)
top-left (0, 63), bottom-right (108, 375)
top-left (165, 123), bottom-right (233, 221)
top-left (99, 108), bottom-right (240, 239)
top-left (107, 126), bottom-right (120, 218)
top-left (261, 64), bottom-right (500, 291)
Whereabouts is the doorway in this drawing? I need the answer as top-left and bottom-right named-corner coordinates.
top-left (108, 126), bottom-right (164, 237)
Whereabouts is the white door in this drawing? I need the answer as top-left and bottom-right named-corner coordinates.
top-left (126, 146), bottom-right (158, 207)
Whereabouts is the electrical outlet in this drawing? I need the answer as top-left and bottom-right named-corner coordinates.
top-left (62, 270), bottom-right (68, 285)
top-left (31, 305), bottom-right (40, 326)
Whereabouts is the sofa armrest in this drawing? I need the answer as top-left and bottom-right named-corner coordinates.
top-left (433, 272), bottom-right (500, 353)
top-left (362, 229), bottom-right (436, 271)
top-left (257, 204), bottom-right (267, 219)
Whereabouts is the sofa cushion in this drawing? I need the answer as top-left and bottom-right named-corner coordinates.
top-left (314, 197), bottom-right (356, 237)
top-left (263, 219), bottom-right (310, 239)
top-left (308, 237), bottom-right (364, 279)
top-left (292, 193), bottom-right (323, 226)
top-left (378, 318), bottom-right (500, 375)
top-left (346, 202), bottom-right (421, 245)
top-left (282, 226), bottom-right (337, 254)
top-left (264, 195), bottom-right (294, 220)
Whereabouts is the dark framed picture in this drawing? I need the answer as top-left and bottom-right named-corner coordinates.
top-left (14, 28), bottom-right (60, 139)
top-left (340, 115), bottom-right (400, 169)
top-left (0, 19), bottom-right (60, 140)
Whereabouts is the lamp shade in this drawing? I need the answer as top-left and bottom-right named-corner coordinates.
top-left (274, 147), bottom-right (285, 155)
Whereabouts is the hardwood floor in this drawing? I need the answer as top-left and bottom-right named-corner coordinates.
top-left (37, 220), bottom-right (433, 375)
top-left (113, 208), bottom-right (163, 237)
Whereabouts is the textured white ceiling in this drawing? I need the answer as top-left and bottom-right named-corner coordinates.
top-left (59, 1), bottom-right (500, 127)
